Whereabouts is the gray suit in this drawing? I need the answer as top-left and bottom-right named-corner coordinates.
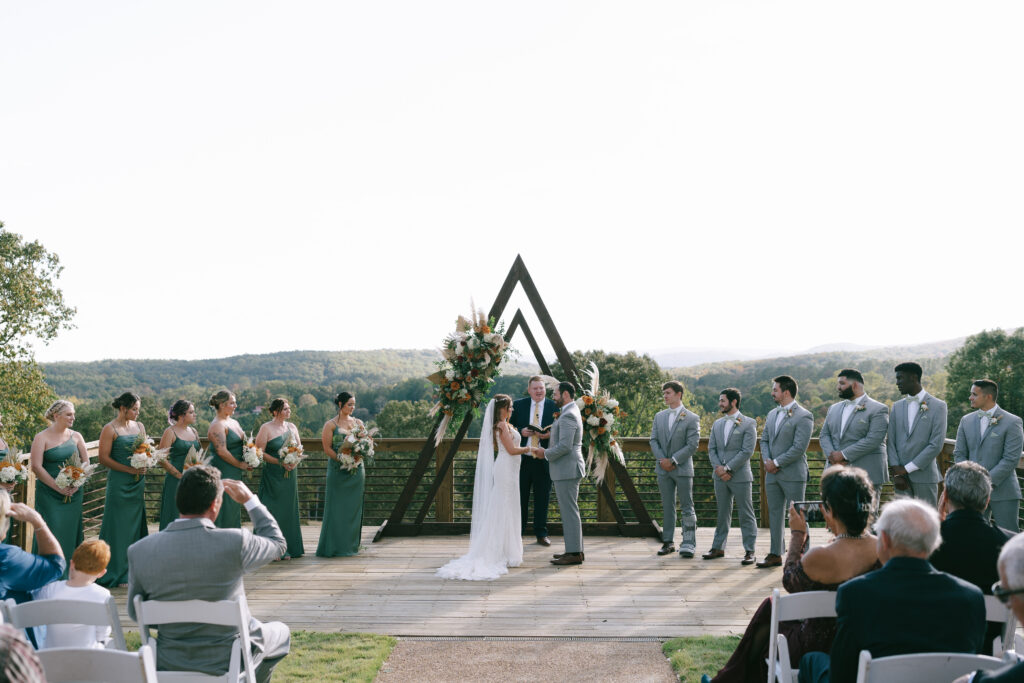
top-left (707, 412), bottom-right (757, 552)
top-left (761, 402), bottom-right (812, 556)
top-left (544, 401), bottom-right (586, 554)
top-left (127, 502), bottom-right (290, 682)
top-left (954, 406), bottom-right (1024, 531)
top-left (819, 396), bottom-right (890, 488)
top-left (886, 393), bottom-right (947, 505)
top-left (650, 407), bottom-right (700, 551)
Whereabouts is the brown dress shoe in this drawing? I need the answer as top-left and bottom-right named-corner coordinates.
top-left (657, 542), bottom-right (676, 556)
top-left (741, 551), bottom-right (756, 565)
top-left (755, 553), bottom-right (782, 568)
top-left (552, 552), bottom-right (584, 561)
top-left (550, 553), bottom-right (584, 565)
top-left (702, 548), bottom-right (725, 560)
top-left (537, 537), bottom-right (551, 547)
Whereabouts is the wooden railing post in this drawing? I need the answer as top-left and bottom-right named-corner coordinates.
top-left (435, 441), bottom-right (454, 523)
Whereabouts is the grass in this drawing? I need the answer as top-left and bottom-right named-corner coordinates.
top-left (662, 635), bottom-right (739, 682)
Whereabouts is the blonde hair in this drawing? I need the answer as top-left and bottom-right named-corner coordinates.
top-left (45, 400), bottom-right (74, 422)
top-left (0, 488), bottom-right (11, 539)
top-left (72, 539), bottom-right (111, 575)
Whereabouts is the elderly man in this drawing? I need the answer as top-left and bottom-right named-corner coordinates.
top-left (127, 466), bottom-right (289, 682)
top-left (798, 498), bottom-right (986, 683)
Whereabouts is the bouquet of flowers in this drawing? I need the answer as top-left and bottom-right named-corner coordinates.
top-left (278, 432), bottom-right (306, 478)
top-left (129, 433), bottom-right (169, 479)
top-left (339, 423), bottom-right (379, 472)
top-left (0, 450), bottom-right (30, 485)
top-left (242, 432), bottom-right (263, 476)
top-left (55, 451), bottom-right (98, 502)
top-left (427, 304), bottom-right (513, 446)
top-left (576, 362), bottom-right (625, 484)
top-left (181, 445), bottom-right (212, 472)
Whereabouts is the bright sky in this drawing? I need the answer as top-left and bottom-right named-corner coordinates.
top-left (3, 1), bottom-right (1022, 364)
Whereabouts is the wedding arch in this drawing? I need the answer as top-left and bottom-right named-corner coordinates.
top-left (375, 255), bottom-right (660, 541)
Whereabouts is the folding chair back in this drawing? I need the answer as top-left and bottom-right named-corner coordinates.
top-left (37, 643), bottom-right (158, 682)
top-left (855, 650), bottom-right (1004, 683)
top-left (767, 589), bottom-right (837, 682)
top-left (2, 596), bottom-right (127, 650)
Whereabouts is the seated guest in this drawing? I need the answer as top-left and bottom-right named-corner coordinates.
top-left (32, 539), bottom-right (113, 649)
top-left (799, 498), bottom-right (986, 683)
top-left (0, 489), bottom-right (66, 605)
top-left (127, 466), bottom-right (289, 683)
top-left (703, 466), bottom-right (879, 683)
top-left (0, 623), bottom-right (45, 683)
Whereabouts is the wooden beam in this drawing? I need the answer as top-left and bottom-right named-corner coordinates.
top-left (414, 411), bottom-right (475, 525)
top-left (506, 308), bottom-right (551, 375)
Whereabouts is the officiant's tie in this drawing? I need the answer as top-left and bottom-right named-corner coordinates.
top-left (532, 404), bottom-right (540, 450)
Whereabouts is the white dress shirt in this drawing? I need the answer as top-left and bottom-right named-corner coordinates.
top-left (979, 405), bottom-right (1000, 437)
top-left (667, 405), bottom-right (683, 432)
top-left (902, 391), bottom-right (927, 474)
top-left (840, 394), bottom-right (868, 438)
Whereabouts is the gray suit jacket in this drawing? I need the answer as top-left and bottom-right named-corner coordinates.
top-left (127, 503), bottom-right (287, 675)
top-left (819, 396), bottom-right (890, 484)
top-left (544, 401), bottom-right (585, 481)
top-left (760, 403), bottom-right (812, 483)
top-left (707, 412), bottom-right (756, 483)
top-left (650, 407), bottom-right (700, 477)
top-left (886, 393), bottom-right (947, 484)
top-left (954, 407), bottom-right (1024, 502)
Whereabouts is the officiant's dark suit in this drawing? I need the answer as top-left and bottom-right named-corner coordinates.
top-left (511, 383), bottom-right (557, 543)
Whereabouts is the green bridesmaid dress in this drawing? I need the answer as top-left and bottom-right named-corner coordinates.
top-left (98, 434), bottom-right (149, 587)
top-left (257, 433), bottom-right (304, 558)
top-left (316, 427), bottom-right (365, 557)
top-left (213, 429), bottom-right (245, 528)
top-left (158, 433), bottom-right (201, 530)
top-left (33, 438), bottom-right (85, 575)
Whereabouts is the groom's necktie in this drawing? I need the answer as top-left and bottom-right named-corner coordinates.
top-left (532, 403), bottom-right (540, 450)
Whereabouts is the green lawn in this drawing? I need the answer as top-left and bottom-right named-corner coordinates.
top-left (662, 635), bottom-right (739, 682)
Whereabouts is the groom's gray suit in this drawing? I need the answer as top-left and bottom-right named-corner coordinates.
top-left (761, 402), bottom-right (812, 556)
top-left (544, 400), bottom-right (586, 554)
top-left (650, 406), bottom-right (700, 552)
top-left (819, 395), bottom-right (890, 488)
top-left (886, 393), bottom-right (947, 505)
top-left (707, 412), bottom-right (757, 553)
top-left (127, 499), bottom-right (290, 681)
top-left (954, 406), bottom-right (1024, 531)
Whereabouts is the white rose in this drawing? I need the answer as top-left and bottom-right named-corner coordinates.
top-left (0, 466), bottom-right (16, 483)
top-left (445, 369), bottom-right (455, 381)
top-left (479, 352), bottom-right (490, 365)
top-left (575, 398), bottom-right (585, 410)
top-left (606, 399), bottom-right (618, 410)
top-left (587, 415), bottom-right (601, 426)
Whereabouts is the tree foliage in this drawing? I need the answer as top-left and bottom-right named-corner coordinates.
top-left (0, 360), bottom-right (57, 448)
top-left (945, 328), bottom-right (1024, 431)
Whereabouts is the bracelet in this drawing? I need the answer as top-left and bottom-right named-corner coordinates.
top-left (790, 529), bottom-right (807, 536)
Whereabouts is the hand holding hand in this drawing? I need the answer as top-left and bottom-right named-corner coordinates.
top-left (660, 458), bottom-right (676, 472)
top-left (714, 465), bottom-right (728, 478)
top-left (721, 472), bottom-right (732, 482)
top-left (222, 479), bottom-right (254, 504)
top-left (828, 451), bottom-right (845, 465)
top-left (532, 447), bottom-right (545, 460)
top-left (763, 460), bottom-right (779, 474)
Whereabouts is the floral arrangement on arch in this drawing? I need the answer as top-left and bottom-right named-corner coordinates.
top-left (576, 362), bottom-right (625, 484)
top-left (427, 304), bottom-right (513, 446)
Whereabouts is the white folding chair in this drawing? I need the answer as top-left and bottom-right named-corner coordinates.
top-left (37, 643), bottom-right (158, 682)
top-left (854, 650), bottom-right (1005, 683)
top-left (2, 596), bottom-right (127, 650)
top-left (985, 594), bottom-right (1016, 657)
top-left (767, 589), bottom-right (837, 682)
top-left (133, 595), bottom-right (256, 683)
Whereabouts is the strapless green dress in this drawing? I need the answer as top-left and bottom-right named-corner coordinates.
top-left (257, 433), bottom-right (304, 558)
top-left (316, 428), bottom-right (365, 557)
top-left (213, 429), bottom-right (245, 528)
top-left (98, 434), bottom-right (149, 587)
top-left (33, 438), bottom-right (84, 574)
top-left (159, 434), bottom-right (201, 530)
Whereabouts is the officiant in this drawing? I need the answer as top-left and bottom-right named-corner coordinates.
top-left (512, 376), bottom-right (557, 547)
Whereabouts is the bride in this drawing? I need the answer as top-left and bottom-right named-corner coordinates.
top-left (437, 394), bottom-right (532, 580)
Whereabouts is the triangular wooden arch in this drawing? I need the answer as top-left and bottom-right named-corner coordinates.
top-left (374, 255), bottom-right (661, 541)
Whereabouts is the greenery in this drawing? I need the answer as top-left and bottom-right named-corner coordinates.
top-left (945, 328), bottom-right (1024, 429)
top-left (662, 635), bottom-right (738, 681)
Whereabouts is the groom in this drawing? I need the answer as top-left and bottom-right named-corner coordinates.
top-left (532, 381), bottom-right (586, 566)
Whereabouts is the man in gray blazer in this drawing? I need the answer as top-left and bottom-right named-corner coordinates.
top-left (953, 379), bottom-right (1024, 531)
top-left (127, 466), bottom-right (290, 682)
top-left (818, 368), bottom-right (889, 491)
top-left (760, 375), bottom-right (813, 568)
top-left (887, 362), bottom-right (947, 505)
top-left (534, 381), bottom-right (587, 566)
top-left (704, 388), bottom-right (758, 565)
top-left (650, 380), bottom-right (700, 558)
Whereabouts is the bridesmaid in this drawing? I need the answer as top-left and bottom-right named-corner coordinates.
top-left (156, 400), bottom-right (201, 530)
top-left (97, 392), bottom-right (149, 588)
top-left (207, 390), bottom-right (251, 528)
top-left (30, 400), bottom-right (91, 572)
top-left (317, 392), bottom-right (366, 557)
top-left (1, 412), bottom-right (15, 544)
top-left (255, 398), bottom-right (304, 559)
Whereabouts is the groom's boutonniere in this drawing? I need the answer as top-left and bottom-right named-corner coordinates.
top-left (855, 404), bottom-right (866, 412)
top-left (553, 411), bottom-right (560, 420)
top-left (990, 415), bottom-right (1001, 427)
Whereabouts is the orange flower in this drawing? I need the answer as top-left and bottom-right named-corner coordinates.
top-left (597, 427), bottom-right (606, 435)
top-left (583, 396), bottom-right (594, 405)
top-left (482, 325), bottom-right (491, 334)
top-left (450, 381), bottom-right (460, 390)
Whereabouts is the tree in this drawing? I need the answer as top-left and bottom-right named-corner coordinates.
top-left (0, 360), bottom-right (56, 448)
top-left (945, 328), bottom-right (1024, 434)
top-left (374, 400), bottom-right (435, 437)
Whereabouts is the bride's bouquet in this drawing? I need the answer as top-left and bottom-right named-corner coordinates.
top-left (242, 432), bottom-right (263, 477)
top-left (576, 362), bottom-right (625, 484)
top-left (0, 450), bottom-right (30, 485)
top-left (278, 432), bottom-right (306, 478)
top-left (129, 433), bottom-right (169, 479)
top-left (427, 304), bottom-right (513, 446)
top-left (55, 451), bottom-right (98, 502)
top-left (181, 445), bottom-right (212, 472)
top-left (339, 424), bottom-right (378, 472)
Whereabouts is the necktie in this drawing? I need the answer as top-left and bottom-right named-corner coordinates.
top-left (532, 403), bottom-right (540, 449)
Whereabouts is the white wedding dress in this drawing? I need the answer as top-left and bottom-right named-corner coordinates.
top-left (437, 400), bottom-right (523, 581)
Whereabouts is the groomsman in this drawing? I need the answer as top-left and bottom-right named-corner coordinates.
top-left (704, 388), bottom-right (757, 565)
top-left (887, 362), bottom-right (947, 505)
top-left (818, 368), bottom-right (889, 492)
top-left (759, 375), bottom-right (813, 568)
top-left (650, 381), bottom-right (700, 558)
top-left (511, 376), bottom-right (557, 546)
top-left (953, 379), bottom-right (1024, 531)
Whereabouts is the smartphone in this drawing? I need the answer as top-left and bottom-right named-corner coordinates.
top-left (793, 500), bottom-right (824, 523)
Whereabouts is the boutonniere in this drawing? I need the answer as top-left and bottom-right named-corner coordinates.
top-left (735, 416), bottom-right (742, 424)
top-left (855, 404), bottom-right (866, 412)
top-left (990, 416), bottom-right (1001, 427)
top-left (919, 400), bottom-right (929, 413)
top-left (785, 407), bottom-right (793, 418)
top-left (553, 411), bottom-right (560, 420)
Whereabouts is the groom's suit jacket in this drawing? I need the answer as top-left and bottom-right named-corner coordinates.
top-left (127, 502), bottom-right (287, 675)
top-left (954, 407), bottom-right (1024, 502)
top-left (544, 401), bottom-right (585, 481)
top-left (886, 392), bottom-right (947, 484)
top-left (707, 412), bottom-right (756, 483)
top-left (818, 396), bottom-right (890, 485)
top-left (760, 403), bottom-right (813, 483)
top-left (650, 407), bottom-right (700, 477)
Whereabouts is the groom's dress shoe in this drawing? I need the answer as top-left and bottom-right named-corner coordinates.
top-left (537, 537), bottom-right (551, 547)
top-left (550, 553), bottom-right (584, 566)
top-left (657, 542), bottom-right (676, 556)
top-left (755, 553), bottom-right (782, 568)
top-left (552, 552), bottom-right (584, 561)
top-left (702, 548), bottom-right (725, 560)
top-left (741, 551), bottom-right (756, 565)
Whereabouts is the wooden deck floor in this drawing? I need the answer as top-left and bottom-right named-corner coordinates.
top-left (110, 524), bottom-right (832, 638)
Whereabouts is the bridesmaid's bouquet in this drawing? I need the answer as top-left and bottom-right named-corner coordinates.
top-left (576, 362), bottom-right (625, 484)
top-left (182, 445), bottom-right (212, 472)
top-left (242, 432), bottom-right (263, 477)
top-left (129, 433), bottom-right (169, 479)
top-left (0, 450), bottom-right (30, 485)
top-left (55, 451), bottom-right (98, 502)
top-left (339, 424), bottom-right (378, 472)
top-left (278, 433), bottom-right (306, 478)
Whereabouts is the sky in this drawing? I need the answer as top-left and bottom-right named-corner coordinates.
top-left (2, 1), bottom-right (1022, 365)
